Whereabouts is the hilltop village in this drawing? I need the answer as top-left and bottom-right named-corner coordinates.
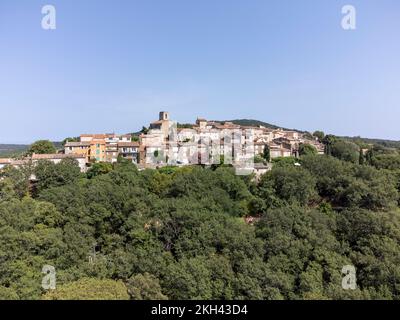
top-left (0, 111), bottom-right (324, 174)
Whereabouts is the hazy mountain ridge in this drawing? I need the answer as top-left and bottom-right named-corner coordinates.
top-left (0, 144), bottom-right (29, 157)
top-left (0, 142), bottom-right (63, 158)
top-left (226, 119), bottom-right (302, 132)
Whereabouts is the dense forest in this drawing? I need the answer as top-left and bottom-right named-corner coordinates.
top-left (0, 136), bottom-right (400, 300)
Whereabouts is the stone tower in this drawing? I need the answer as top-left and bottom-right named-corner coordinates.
top-left (159, 111), bottom-right (169, 121)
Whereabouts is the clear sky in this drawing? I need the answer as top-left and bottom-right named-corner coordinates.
top-left (0, 0), bottom-right (399, 143)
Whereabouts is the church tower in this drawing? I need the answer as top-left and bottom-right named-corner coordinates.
top-left (159, 111), bottom-right (169, 121)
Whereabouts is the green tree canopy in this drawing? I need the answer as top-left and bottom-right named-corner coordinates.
top-left (126, 273), bottom-right (167, 300)
top-left (331, 140), bottom-right (360, 163)
top-left (263, 145), bottom-right (271, 162)
top-left (87, 162), bottom-right (113, 179)
top-left (299, 143), bottom-right (318, 156)
top-left (42, 278), bottom-right (129, 300)
top-left (34, 159), bottom-right (82, 194)
top-left (257, 166), bottom-right (318, 207)
top-left (2, 150), bottom-right (400, 300)
top-left (27, 140), bottom-right (56, 155)
top-left (313, 131), bottom-right (325, 141)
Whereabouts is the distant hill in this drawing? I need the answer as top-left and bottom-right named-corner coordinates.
top-left (226, 119), bottom-right (303, 132)
top-left (341, 136), bottom-right (400, 149)
top-left (0, 144), bottom-right (28, 158)
top-left (1, 121), bottom-right (399, 159)
top-left (0, 141), bottom-right (63, 158)
top-left (227, 120), bottom-right (400, 148)
top-left (175, 119), bottom-right (301, 131)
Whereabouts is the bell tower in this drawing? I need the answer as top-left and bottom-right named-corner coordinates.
top-left (159, 111), bottom-right (169, 121)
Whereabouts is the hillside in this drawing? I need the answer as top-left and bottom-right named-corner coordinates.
top-left (0, 144), bottom-right (28, 158)
top-left (341, 136), bottom-right (400, 149)
top-left (0, 141), bottom-right (63, 158)
top-left (228, 119), bottom-right (400, 149)
top-left (2, 151), bottom-right (400, 300)
top-left (225, 119), bottom-right (305, 132)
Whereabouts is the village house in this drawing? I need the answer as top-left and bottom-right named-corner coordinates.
top-left (65, 133), bottom-right (139, 165)
top-left (31, 153), bottom-right (87, 172)
top-left (138, 111), bottom-right (323, 168)
top-left (64, 141), bottom-right (91, 162)
top-left (117, 141), bottom-right (140, 163)
top-left (1, 111), bottom-right (324, 177)
top-left (59, 111), bottom-right (324, 172)
top-left (0, 153), bottom-right (87, 174)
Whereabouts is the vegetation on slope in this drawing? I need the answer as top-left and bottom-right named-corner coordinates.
top-left (0, 142), bottom-right (400, 300)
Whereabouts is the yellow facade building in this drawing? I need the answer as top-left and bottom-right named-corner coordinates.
top-left (64, 141), bottom-right (91, 162)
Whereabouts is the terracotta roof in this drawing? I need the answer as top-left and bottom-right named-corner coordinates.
top-left (65, 141), bottom-right (90, 147)
top-left (0, 158), bottom-right (12, 164)
top-left (118, 142), bottom-right (139, 147)
top-left (32, 153), bottom-right (85, 160)
top-left (80, 134), bottom-right (108, 139)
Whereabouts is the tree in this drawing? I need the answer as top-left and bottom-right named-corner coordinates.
top-left (126, 273), bottom-right (167, 300)
top-left (3, 150), bottom-right (400, 301)
top-left (322, 135), bottom-right (337, 156)
top-left (313, 131), bottom-right (325, 141)
top-left (140, 126), bottom-right (149, 134)
top-left (163, 255), bottom-right (236, 300)
top-left (370, 154), bottom-right (400, 170)
top-left (301, 154), bottom-right (398, 210)
top-left (42, 278), bottom-right (129, 300)
top-left (0, 178), bottom-right (16, 202)
top-left (331, 140), bottom-right (360, 163)
top-left (303, 132), bottom-right (314, 140)
top-left (27, 140), bottom-right (56, 155)
top-left (258, 166), bottom-right (318, 206)
top-left (254, 155), bottom-right (265, 163)
top-left (131, 135), bottom-right (139, 142)
top-left (271, 157), bottom-right (296, 167)
top-left (87, 162), bottom-right (113, 179)
top-left (34, 159), bottom-right (82, 194)
top-left (299, 143), bottom-right (317, 157)
top-left (0, 286), bottom-right (19, 300)
top-left (263, 145), bottom-right (271, 162)
top-left (359, 149), bottom-right (365, 165)
top-left (0, 163), bottom-right (32, 198)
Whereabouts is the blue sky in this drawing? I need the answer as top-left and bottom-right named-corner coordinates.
top-left (0, 0), bottom-right (399, 143)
